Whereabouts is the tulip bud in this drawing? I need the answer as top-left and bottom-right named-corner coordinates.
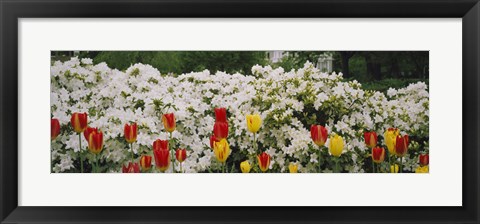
top-left (153, 139), bottom-right (169, 151)
top-left (419, 154), bottom-right (429, 166)
top-left (246, 114), bottom-right (262, 133)
top-left (329, 134), bottom-right (344, 157)
top-left (384, 128), bottom-right (400, 155)
top-left (139, 155), bottom-right (152, 172)
top-left (124, 122), bottom-right (138, 143)
top-left (213, 139), bottom-right (230, 163)
top-left (210, 134), bottom-right (218, 149)
top-left (371, 147), bottom-right (385, 163)
top-left (162, 113), bottom-right (176, 133)
top-left (364, 131), bottom-right (377, 148)
top-left (240, 160), bottom-right (251, 173)
top-left (415, 166), bottom-right (429, 173)
top-left (88, 130), bottom-right (103, 154)
top-left (288, 162), bottom-right (298, 173)
top-left (175, 149), bottom-right (187, 162)
top-left (51, 118), bottom-right (61, 141)
top-left (70, 112), bottom-right (88, 133)
top-left (311, 125), bottom-right (328, 146)
top-left (122, 162), bottom-right (140, 173)
top-left (394, 135), bottom-right (409, 157)
top-left (214, 107), bottom-right (227, 123)
top-left (84, 126), bottom-right (98, 141)
top-left (390, 164), bottom-right (399, 173)
top-left (153, 148), bottom-right (170, 172)
top-left (257, 152), bottom-right (270, 172)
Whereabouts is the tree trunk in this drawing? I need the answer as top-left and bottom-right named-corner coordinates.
top-left (339, 51), bottom-right (355, 78)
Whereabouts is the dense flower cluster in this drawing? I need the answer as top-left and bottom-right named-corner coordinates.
top-left (50, 57), bottom-right (429, 173)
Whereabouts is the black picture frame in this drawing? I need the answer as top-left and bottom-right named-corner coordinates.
top-left (1, 0), bottom-right (479, 223)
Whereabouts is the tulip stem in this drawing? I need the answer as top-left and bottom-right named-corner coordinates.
top-left (169, 132), bottom-right (175, 173)
top-left (130, 143), bottom-right (134, 164)
top-left (335, 158), bottom-right (339, 173)
top-left (180, 162), bottom-right (183, 173)
top-left (96, 154), bottom-right (100, 173)
top-left (79, 133), bottom-right (84, 173)
top-left (400, 157), bottom-right (403, 173)
top-left (318, 146), bottom-right (322, 173)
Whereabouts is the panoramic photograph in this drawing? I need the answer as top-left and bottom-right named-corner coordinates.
top-left (50, 51), bottom-right (429, 173)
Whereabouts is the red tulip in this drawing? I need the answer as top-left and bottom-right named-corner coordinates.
top-left (372, 147), bottom-right (385, 163)
top-left (84, 126), bottom-right (98, 141)
top-left (364, 131), bottom-right (378, 148)
top-left (162, 113), bottom-right (176, 133)
top-left (122, 162), bottom-right (140, 173)
top-left (395, 135), bottom-right (409, 157)
top-left (124, 122), bottom-right (138, 143)
top-left (257, 152), bottom-right (271, 172)
top-left (51, 118), bottom-right (61, 141)
top-left (153, 139), bottom-right (169, 151)
top-left (210, 134), bottom-right (218, 149)
top-left (176, 149), bottom-right (187, 162)
top-left (214, 107), bottom-right (227, 123)
top-left (88, 130), bottom-right (103, 154)
top-left (310, 125), bottom-right (328, 146)
top-left (419, 154), bottom-right (429, 166)
top-left (139, 155), bottom-right (152, 171)
top-left (153, 148), bottom-right (170, 172)
top-left (213, 122), bottom-right (228, 140)
top-left (70, 112), bottom-right (88, 133)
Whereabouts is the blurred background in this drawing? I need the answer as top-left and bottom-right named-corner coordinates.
top-left (51, 51), bottom-right (428, 92)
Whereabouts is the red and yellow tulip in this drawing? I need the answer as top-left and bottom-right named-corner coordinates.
top-left (371, 146), bottom-right (385, 163)
top-left (213, 139), bottom-right (230, 163)
top-left (175, 149), bottom-right (187, 162)
top-left (122, 162), bottom-right (140, 173)
top-left (87, 130), bottom-right (103, 154)
top-left (364, 131), bottom-right (377, 148)
top-left (310, 125), bottom-right (328, 147)
top-left (70, 112), bottom-right (87, 133)
top-left (257, 152), bottom-right (270, 172)
top-left (51, 118), bottom-right (61, 141)
top-left (124, 122), bottom-right (137, 143)
top-left (153, 147), bottom-right (170, 172)
top-left (162, 113), bottom-right (176, 133)
top-left (246, 114), bottom-right (262, 133)
top-left (83, 126), bottom-right (98, 141)
top-left (153, 139), bottom-right (169, 151)
top-left (139, 155), bottom-right (152, 172)
top-left (394, 134), bottom-right (409, 157)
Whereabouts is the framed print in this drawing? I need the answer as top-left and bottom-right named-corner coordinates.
top-left (1, 0), bottom-right (479, 223)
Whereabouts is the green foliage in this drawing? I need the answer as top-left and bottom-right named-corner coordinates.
top-left (92, 51), bottom-right (268, 75)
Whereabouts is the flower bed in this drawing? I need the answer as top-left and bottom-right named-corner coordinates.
top-left (50, 57), bottom-right (429, 173)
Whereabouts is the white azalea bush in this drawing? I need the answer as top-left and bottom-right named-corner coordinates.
top-left (51, 57), bottom-right (429, 173)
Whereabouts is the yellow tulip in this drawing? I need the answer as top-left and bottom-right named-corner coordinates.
top-left (213, 139), bottom-right (230, 163)
top-left (390, 164), bottom-right (399, 173)
top-left (240, 160), bottom-right (251, 173)
top-left (246, 114), bottom-right (262, 133)
top-left (384, 128), bottom-right (400, 155)
top-left (415, 166), bottom-right (429, 173)
top-left (288, 163), bottom-right (298, 173)
top-left (329, 134), bottom-right (344, 157)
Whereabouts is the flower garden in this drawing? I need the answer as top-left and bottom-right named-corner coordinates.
top-left (50, 57), bottom-right (429, 173)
